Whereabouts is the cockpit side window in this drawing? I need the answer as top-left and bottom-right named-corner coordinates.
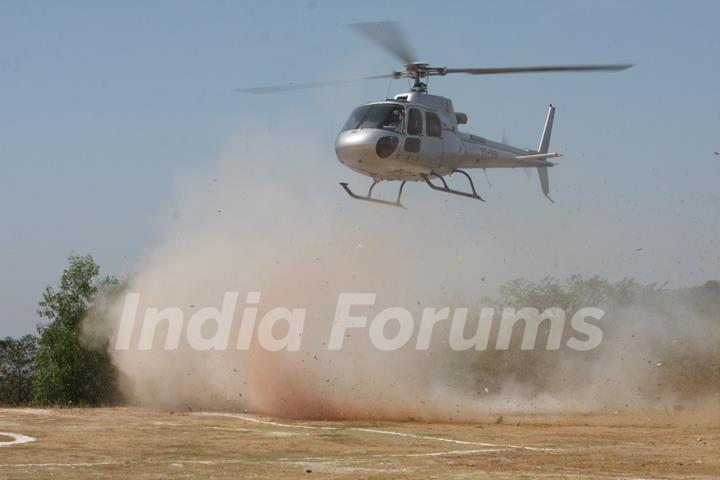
top-left (407, 108), bottom-right (423, 135)
top-left (425, 111), bottom-right (442, 137)
top-left (341, 104), bottom-right (404, 132)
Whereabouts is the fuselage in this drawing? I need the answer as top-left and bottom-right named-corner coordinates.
top-left (334, 91), bottom-right (533, 181)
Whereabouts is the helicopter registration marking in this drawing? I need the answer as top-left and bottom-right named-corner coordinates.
top-left (477, 147), bottom-right (499, 160)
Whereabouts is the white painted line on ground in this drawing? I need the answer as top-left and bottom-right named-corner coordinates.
top-left (196, 412), bottom-right (338, 430)
top-left (0, 432), bottom-right (36, 448)
top-left (349, 426), bottom-right (496, 446)
top-left (349, 428), bottom-right (557, 452)
top-left (391, 448), bottom-right (511, 457)
top-left (349, 426), bottom-right (499, 447)
top-left (196, 412), bottom-right (558, 452)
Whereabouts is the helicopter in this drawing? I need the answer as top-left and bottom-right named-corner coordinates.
top-left (239, 22), bottom-right (633, 208)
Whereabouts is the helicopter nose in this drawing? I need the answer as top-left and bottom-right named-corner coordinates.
top-left (334, 130), bottom-right (400, 166)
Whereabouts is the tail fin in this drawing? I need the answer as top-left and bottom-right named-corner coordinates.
top-left (538, 104), bottom-right (555, 154)
top-left (537, 104), bottom-right (556, 202)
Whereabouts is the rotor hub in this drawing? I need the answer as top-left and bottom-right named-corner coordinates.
top-left (390, 63), bottom-right (449, 92)
top-left (393, 63), bottom-right (447, 80)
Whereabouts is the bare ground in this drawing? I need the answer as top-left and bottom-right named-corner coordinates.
top-left (0, 407), bottom-right (718, 479)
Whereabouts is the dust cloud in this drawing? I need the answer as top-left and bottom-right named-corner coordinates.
top-left (86, 131), bottom-right (720, 421)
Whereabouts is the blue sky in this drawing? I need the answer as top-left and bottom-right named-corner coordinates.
top-left (1, 0), bottom-right (719, 337)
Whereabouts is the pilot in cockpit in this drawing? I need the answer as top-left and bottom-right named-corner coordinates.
top-left (382, 107), bottom-right (404, 133)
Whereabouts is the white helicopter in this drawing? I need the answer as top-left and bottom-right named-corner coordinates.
top-left (239, 22), bottom-right (633, 208)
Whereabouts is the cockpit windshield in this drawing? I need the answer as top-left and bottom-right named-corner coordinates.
top-left (341, 104), bottom-right (404, 132)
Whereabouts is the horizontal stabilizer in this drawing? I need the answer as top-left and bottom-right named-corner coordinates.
top-left (514, 152), bottom-right (561, 162)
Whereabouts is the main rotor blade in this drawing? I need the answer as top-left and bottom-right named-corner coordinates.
top-left (444, 64), bottom-right (634, 75)
top-left (236, 74), bottom-right (393, 94)
top-left (349, 21), bottom-right (417, 65)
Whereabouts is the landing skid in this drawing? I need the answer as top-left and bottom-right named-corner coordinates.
top-left (339, 181), bottom-right (407, 209)
top-left (340, 169), bottom-right (484, 208)
top-left (421, 169), bottom-right (485, 202)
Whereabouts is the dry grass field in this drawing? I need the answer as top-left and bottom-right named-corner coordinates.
top-left (0, 407), bottom-right (719, 479)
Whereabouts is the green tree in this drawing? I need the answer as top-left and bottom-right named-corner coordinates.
top-left (33, 255), bottom-right (120, 405)
top-left (0, 334), bottom-right (38, 405)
